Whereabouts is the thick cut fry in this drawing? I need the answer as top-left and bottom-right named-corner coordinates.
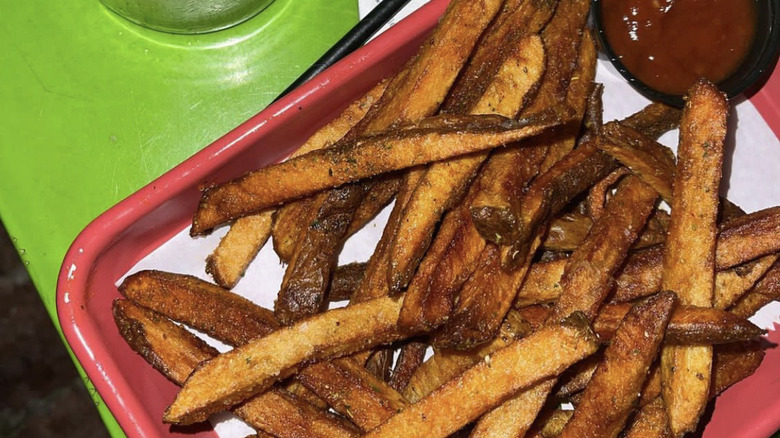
top-left (112, 300), bottom-right (359, 438)
top-left (716, 206), bottom-right (780, 269)
top-left (275, 183), bottom-right (368, 324)
top-left (729, 259), bottom-right (780, 317)
top-left (620, 102), bottom-right (682, 140)
top-left (119, 270), bottom-right (278, 345)
top-left (593, 303), bottom-right (763, 345)
top-left (388, 34), bottom-right (547, 291)
top-left (475, 175), bottom-right (657, 437)
top-left (402, 312), bottom-right (530, 403)
top-left (207, 210), bottom-right (273, 289)
top-left (660, 80), bottom-right (727, 437)
top-left (711, 340), bottom-right (765, 395)
top-left (559, 292), bottom-right (675, 438)
top-left (192, 112), bottom-right (565, 234)
top-left (598, 122), bottom-right (677, 203)
top-left (513, 257), bottom-right (568, 307)
top-left (548, 175), bottom-right (658, 322)
top-left (364, 314), bottom-right (599, 438)
top-left (714, 254), bottom-right (779, 309)
top-left (164, 296), bottom-right (406, 425)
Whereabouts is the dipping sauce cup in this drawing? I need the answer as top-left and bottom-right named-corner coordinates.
top-left (593, 0), bottom-right (780, 106)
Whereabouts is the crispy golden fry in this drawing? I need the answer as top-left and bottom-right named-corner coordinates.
top-left (121, 270), bottom-right (408, 430)
top-left (192, 112), bottom-right (565, 234)
top-left (207, 211), bottom-right (273, 289)
top-left (716, 206), bottom-right (780, 269)
top-left (347, 176), bottom-right (400, 236)
top-left (598, 122), bottom-right (677, 203)
top-left (541, 208), bottom-right (667, 252)
top-left (514, 257), bottom-right (568, 307)
top-left (711, 340), bottom-right (765, 395)
top-left (624, 397), bottom-right (673, 438)
top-left (364, 314), bottom-right (599, 438)
top-left (402, 312), bottom-right (530, 403)
top-left (119, 270), bottom-right (278, 345)
top-left (389, 340), bottom-right (428, 392)
top-left (112, 300), bottom-right (360, 438)
top-left (164, 296), bottom-right (406, 425)
top-left (660, 80), bottom-right (727, 437)
top-left (555, 351), bottom-right (602, 398)
top-left (299, 359), bottom-right (408, 430)
top-left (388, 34), bottom-right (547, 291)
top-left (729, 259), bottom-right (780, 317)
top-left (266, 80), bottom-right (388, 263)
top-left (327, 262), bottom-right (367, 302)
top-left (585, 167), bottom-right (630, 221)
top-left (594, 303), bottom-right (764, 345)
top-left (559, 292), bottom-right (675, 438)
top-left (275, 183), bottom-right (369, 324)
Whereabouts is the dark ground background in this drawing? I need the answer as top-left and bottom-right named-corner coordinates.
top-left (0, 225), bottom-right (108, 438)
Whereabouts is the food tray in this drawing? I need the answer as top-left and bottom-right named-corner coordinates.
top-left (57, 0), bottom-right (780, 436)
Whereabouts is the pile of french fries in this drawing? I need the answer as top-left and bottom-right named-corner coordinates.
top-left (112, 0), bottom-right (780, 437)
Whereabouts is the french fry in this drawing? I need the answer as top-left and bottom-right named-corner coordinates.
top-left (559, 292), bottom-right (676, 438)
top-left (206, 211), bottom-right (273, 289)
top-left (598, 121), bottom-right (677, 203)
top-left (275, 183), bottom-right (369, 324)
top-left (620, 102), bottom-right (682, 140)
top-left (164, 296), bottom-right (406, 425)
top-left (327, 262), bottom-right (367, 302)
top-left (192, 111), bottom-right (566, 234)
top-left (364, 314), bottom-right (599, 438)
top-left (388, 33), bottom-right (548, 291)
top-left (714, 254), bottom-right (779, 309)
top-left (112, 300), bottom-right (360, 438)
top-left (593, 303), bottom-right (764, 345)
top-left (402, 311), bottom-right (530, 403)
top-left (470, 7), bottom-right (596, 246)
top-left (119, 270), bottom-right (278, 345)
top-left (270, 80), bottom-right (389, 263)
top-left (660, 80), bottom-right (727, 437)
top-left (120, 270), bottom-right (410, 430)
top-left (623, 397), bottom-right (673, 438)
top-left (716, 205), bottom-right (780, 269)
top-left (541, 208), bottom-right (667, 252)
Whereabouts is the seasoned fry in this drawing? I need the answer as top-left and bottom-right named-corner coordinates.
top-left (729, 258), bottom-right (780, 317)
top-left (402, 312), bottom-right (530, 403)
top-left (620, 102), bottom-right (682, 140)
top-left (660, 80), bottom-right (727, 437)
top-left (714, 254), bottom-right (779, 309)
top-left (112, 300), bottom-right (359, 438)
top-left (164, 296), bottom-right (406, 425)
top-left (527, 408), bottom-right (575, 438)
top-left (585, 167), bottom-right (630, 221)
top-left (388, 34), bottom-right (548, 291)
top-left (119, 270), bottom-right (278, 345)
top-left (514, 257), bottom-right (568, 307)
top-left (559, 292), bottom-right (675, 438)
top-left (192, 112), bottom-right (565, 234)
top-left (593, 303), bottom-right (764, 345)
top-left (207, 211), bottom-right (273, 289)
top-left (275, 183), bottom-right (368, 324)
top-left (598, 121), bottom-right (677, 203)
top-left (623, 397), bottom-right (673, 438)
top-left (471, 11), bottom-right (596, 246)
top-left (716, 206), bottom-right (780, 269)
top-left (364, 314), bottom-right (599, 438)
top-left (711, 340), bottom-right (765, 395)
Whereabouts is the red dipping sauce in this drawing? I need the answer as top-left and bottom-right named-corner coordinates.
top-left (601, 0), bottom-right (758, 95)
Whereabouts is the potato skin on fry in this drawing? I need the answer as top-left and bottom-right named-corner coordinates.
top-left (660, 79), bottom-right (728, 438)
top-left (207, 210), bottom-right (273, 289)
